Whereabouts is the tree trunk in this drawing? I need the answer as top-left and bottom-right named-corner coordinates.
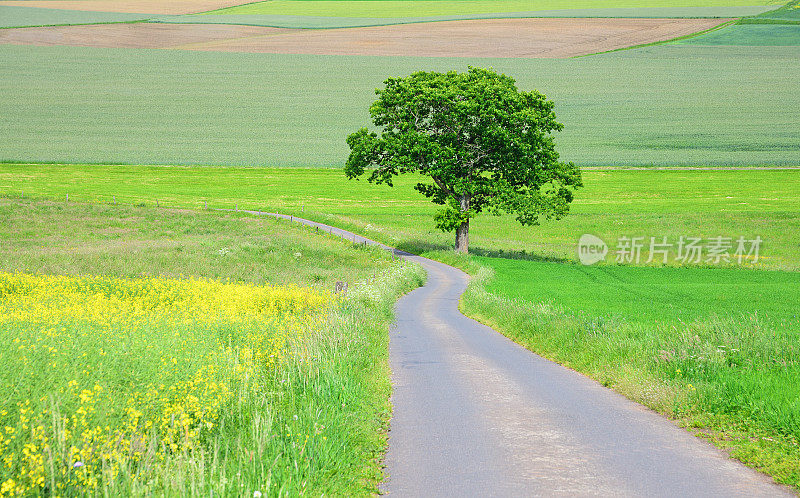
top-left (454, 195), bottom-right (470, 253)
top-left (455, 219), bottom-right (469, 253)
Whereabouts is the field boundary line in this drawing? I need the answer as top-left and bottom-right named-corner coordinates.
top-left (576, 18), bottom-right (737, 57)
top-left (0, 18), bottom-right (152, 29)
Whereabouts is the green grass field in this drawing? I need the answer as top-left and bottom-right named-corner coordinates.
top-left (0, 197), bottom-right (392, 288)
top-left (0, 6), bottom-right (149, 28)
top-left (748, 0), bottom-right (800, 21)
top-left (0, 198), bottom-right (425, 495)
top-left (478, 258), bottom-right (800, 328)
top-left (3, 165), bottom-right (798, 269)
top-left (679, 23), bottom-right (800, 44)
top-left (2, 44), bottom-right (799, 167)
top-left (155, 8), bottom-right (771, 29)
top-left (208, 0), bottom-right (777, 17)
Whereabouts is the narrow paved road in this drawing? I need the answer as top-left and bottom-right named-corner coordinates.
top-left (265, 213), bottom-right (791, 497)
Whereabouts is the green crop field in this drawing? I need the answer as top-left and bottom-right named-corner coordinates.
top-left (0, 2), bottom-right (779, 30)
top-left (478, 258), bottom-right (800, 328)
top-left (0, 6), bottom-right (149, 29)
top-left (748, 0), bottom-right (800, 21)
top-left (155, 5), bottom-right (776, 28)
top-left (679, 23), bottom-right (800, 44)
top-left (208, 0), bottom-right (777, 17)
top-left (2, 44), bottom-right (799, 167)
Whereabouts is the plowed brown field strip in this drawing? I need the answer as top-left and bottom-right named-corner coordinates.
top-left (0, 0), bottom-right (253, 15)
top-left (0, 18), bottom-right (730, 57)
top-left (0, 23), bottom-right (291, 49)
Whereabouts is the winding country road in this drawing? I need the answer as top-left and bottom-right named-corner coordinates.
top-left (265, 213), bottom-right (791, 497)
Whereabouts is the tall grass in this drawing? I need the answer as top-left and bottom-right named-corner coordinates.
top-left (0, 264), bottom-right (424, 496)
top-left (0, 200), bottom-right (426, 496)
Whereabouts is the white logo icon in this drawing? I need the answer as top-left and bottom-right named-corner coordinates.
top-left (578, 234), bottom-right (607, 266)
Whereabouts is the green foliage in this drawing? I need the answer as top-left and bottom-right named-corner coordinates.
top-left (346, 67), bottom-right (581, 251)
top-left (433, 197), bottom-right (474, 232)
top-left (2, 45), bottom-right (800, 167)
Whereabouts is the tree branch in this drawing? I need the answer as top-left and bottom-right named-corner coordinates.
top-left (431, 176), bottom-right (455, 197)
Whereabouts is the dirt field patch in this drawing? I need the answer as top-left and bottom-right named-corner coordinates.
top-left (0, 18), bottom-right (730, 57)
top-left (0, 23), bottom-right (290, 49)
top-left (0, 0), bottom-right (254, 15)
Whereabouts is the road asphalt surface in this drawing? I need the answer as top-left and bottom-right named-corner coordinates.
top-left (263, 212), bottom-right (792, 497)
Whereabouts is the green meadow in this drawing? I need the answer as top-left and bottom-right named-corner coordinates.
top-left (478, 258), bottom-right (800, 328)
top-left (209, 0), bottom-right (776, 17)
top-left (3, 165), bottom-right (798, 269)
top-left (2, 44), bottom-right (799, 167)
top-left (0, 197), bottom-right (393, 289)
top-left (0, 6), bottom-right (149, 28)
top-left (679, 23), bottom-right (800, 44)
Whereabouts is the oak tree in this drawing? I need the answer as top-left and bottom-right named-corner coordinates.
top-left (345, 67), bottom-right (582, 253)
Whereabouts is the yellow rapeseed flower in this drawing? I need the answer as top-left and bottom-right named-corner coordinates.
top-left (0, 272), bottom-right (330, 495)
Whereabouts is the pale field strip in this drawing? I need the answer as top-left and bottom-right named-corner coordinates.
top-left (0, 17), bottom-right (730, 57)
top-left (0, 23), bottom-right (287, 48)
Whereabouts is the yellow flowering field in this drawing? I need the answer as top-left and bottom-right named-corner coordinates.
top-left (0, 272), bottom-right (331, 496)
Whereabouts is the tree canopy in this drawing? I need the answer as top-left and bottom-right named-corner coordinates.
top-left (345, 66), bottom-right (582, 253)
